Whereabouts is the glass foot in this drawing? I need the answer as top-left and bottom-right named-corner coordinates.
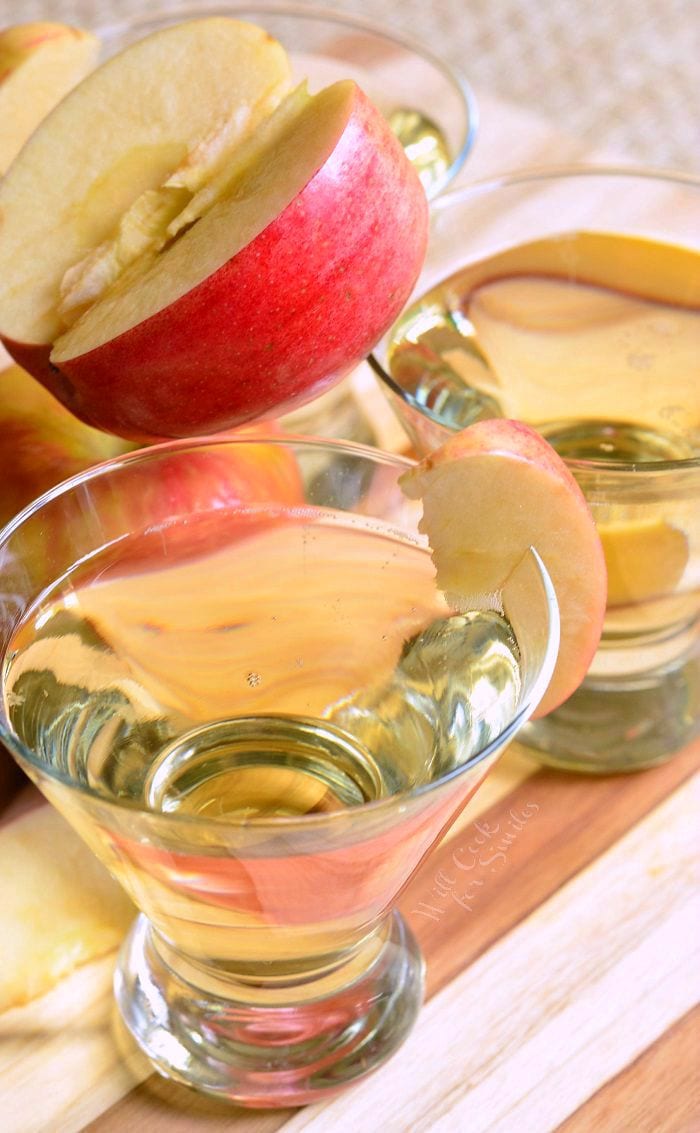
top-left (114, 911), bottom-right (424, 1107)
top-left (519, 646), bottom-right (700, 773)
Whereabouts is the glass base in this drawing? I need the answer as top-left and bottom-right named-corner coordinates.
top-left (519, 646), bottom-right (700, 773)
top-left (114, 911), bottom-right (424, 1107)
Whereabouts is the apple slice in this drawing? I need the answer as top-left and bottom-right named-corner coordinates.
top-left (401, 418), bottom-right (607, 717)
top-left (0, 20), bottom-right (427, 442)
top-left (0, 22), bottom-right (100, 174)
top-left (0, 800), bottom-right (134, 1010)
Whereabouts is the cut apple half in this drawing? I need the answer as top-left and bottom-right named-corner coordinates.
top-left (0, 22), bottom-right (100, 174)
top-left (401, 418), bottom-right (608, 717)
top-left (0, 18), bottom-right (428, 441)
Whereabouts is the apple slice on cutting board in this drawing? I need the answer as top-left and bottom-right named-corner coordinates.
top-left (401, 419), bottom-right (607, 717)
top-left (0, 795), bottom-right (134, 1011)
top-left (0, 22), bottom-right (100, 175)
top-left (0, 17), bottom-right (428, 441)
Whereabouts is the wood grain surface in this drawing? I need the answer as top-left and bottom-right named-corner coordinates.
top-left (0, 89), bottom-right (698, 1133)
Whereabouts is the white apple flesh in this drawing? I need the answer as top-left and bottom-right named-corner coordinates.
top-left (0, 22), bottom-right (100, 174)
top-left (0, 20), bottom-right (428, 440)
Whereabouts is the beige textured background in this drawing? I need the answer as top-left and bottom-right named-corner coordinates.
top-left (2, 0), bottom-right (699, 174)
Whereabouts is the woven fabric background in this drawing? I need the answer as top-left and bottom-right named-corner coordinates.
top-left (2, 0), bottom-right (698, 172)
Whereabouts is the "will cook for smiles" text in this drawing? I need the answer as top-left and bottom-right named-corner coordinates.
top-left (411, 803), bottom-right (539, 921)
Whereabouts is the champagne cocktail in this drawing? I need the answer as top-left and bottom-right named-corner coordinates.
top-left (372, 167), bottom-right (700, 771)
top-left (0, 436), bottom-right (557, 1106)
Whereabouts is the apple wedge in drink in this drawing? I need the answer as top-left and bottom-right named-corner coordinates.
top-left (0, 18), bottom-right (428, 441)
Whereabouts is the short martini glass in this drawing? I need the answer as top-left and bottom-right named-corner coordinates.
top-left (371, 166), bottom-right (700, 771)
top-left (0, 435), bottom-right (558, 1106)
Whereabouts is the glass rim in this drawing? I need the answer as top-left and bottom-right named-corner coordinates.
top-left (95, 1), bottom-right (479, 198)
top-left (370, 162), bottom-right (700, 474)
top-left (429, 162), bottom-right (700, 208)
top-left (0, 432), bottom-right (558, 831)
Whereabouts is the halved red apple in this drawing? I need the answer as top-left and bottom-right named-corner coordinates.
top-left (0, 19), bottom-right (428, 441)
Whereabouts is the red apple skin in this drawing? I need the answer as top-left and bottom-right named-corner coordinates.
top-left (7, 85), bottom-right (428, 442)
top-left (0, 365), bottom-right (299, 547)
top-left (87, 432), bottom-right (306, 577)
top-left (8, 430), bottom-right (305, 600)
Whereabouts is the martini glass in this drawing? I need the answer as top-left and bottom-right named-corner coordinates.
top-left (0, 436), bottom-right (557, 1106)
top-left (97, 3), bottom-right (477, 448)
top-left (371, 165), bottom-right (700, 772)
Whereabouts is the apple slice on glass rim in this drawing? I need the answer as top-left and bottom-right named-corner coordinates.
top-left (401, 418), bottom-right (608, 717)
top-left (0, 17), bottom-right (428, 442)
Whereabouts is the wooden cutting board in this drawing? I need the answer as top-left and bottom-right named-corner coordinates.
top-left (1, 91), bottom-right (698, 1133)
